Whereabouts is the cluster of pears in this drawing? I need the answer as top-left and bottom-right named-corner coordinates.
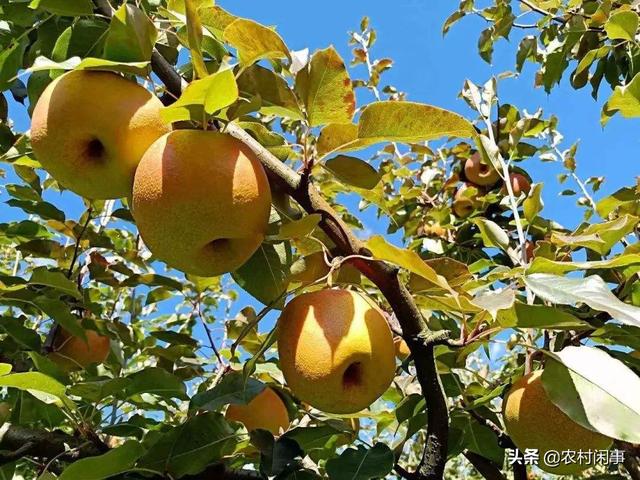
top-left (31, 71), bottom-right (400, 432)
top-left (32, 70), bottom-right (272, 277)
top-left (503, 370), bottom-right (612, 475)
top-left (453, 151), bottom-right (531, 218)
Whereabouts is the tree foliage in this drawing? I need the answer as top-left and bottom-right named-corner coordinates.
top-left (0, 1), bottom-right (639, 479)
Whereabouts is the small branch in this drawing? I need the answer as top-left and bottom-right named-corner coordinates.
top-left (67, 207), bottom-right (93, 279)
top-left (464, 451), bottom-right (507, 480)
top-left (518, 0), bottom-right (566, 24)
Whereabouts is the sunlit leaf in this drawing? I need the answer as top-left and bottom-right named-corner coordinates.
top-left (543, 346), bottom-right (640, 443)
top-left (59, 441), bottom-right (145, 480)
top-left (525, 273), bottom-right (640, 327)
top-left (295, 47), bottom-right (355, 127)
top-left (358, 101), bottom-right (475, 145)
top-left (223, 18), bottom-right (290, 66)
top-left (104, 4), bottom-right (157, 63)
top-left (324, 155), bottom-right (381, 189)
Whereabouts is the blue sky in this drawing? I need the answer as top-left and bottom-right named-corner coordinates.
top-left (2, 1), bottom-right (639, 352)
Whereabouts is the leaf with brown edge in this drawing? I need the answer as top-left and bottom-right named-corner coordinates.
top-left (223, 18), bottom-right (290, 67)
top-left (295, 47), bottom-right (355, 127)
top-left (358, 101), bottom-right (475, 143)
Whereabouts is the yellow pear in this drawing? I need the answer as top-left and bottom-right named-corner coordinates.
top-left (225, 387), bottom-right (289, 435)
top-left (277, 289), bottom-right (396, 414)
top-left (452, 184), bottom-right (481, 218)
top-left (31, 70), bottom-right (170, 199)
top-left (464, 151), bottom-right (500, 186)
top-left (394, 336), bottom-right (411, 360)
top-left (132, 130), bottom-right (271, 276)
top-left (503, 371), bottom-right (612, 475)
top-left (49, 324), bottom-right (111, 370)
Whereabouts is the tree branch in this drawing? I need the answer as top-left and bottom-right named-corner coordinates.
top-left (0, 423), bottom-right (108, 465)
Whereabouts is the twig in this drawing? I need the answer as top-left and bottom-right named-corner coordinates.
top-left (518, 0), bottom-right (566, 24)
top-left (67, 207), bottom-right (93, 279)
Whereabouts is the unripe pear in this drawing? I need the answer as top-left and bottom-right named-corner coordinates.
top-left (277, 289), bottom-right (396, 414)
top-left (503, 371), bottom-right (612, 475)
top-left (49, 324), bottom-right (111, 370)
top-left (31, 70), bottom-right (170, 199)
top-left (132, 131), bottom-right (272, 276)
top-left (225, 387), bottom-right (289, 435)
top-left (464, 152), bottom-right (500, 187)
top-left (452, 184), bottom-right (481, 218)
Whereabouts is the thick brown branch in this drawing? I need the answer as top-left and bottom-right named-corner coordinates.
top-left (0, 423), bottom-right (107, 465)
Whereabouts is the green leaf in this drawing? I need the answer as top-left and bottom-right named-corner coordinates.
top-left (29, 0), bottom-right (93, 16)
top-left (191, 371), bottom-right (265, 411)
top-left (160, 68), bottom-right (238, 124)
top-left (0, 372), bottom-right (73, 408)
top-left (295, 47), bottom-right (355, 127)
top-left (0, 317), bottom-right (42, 350)
top-left (471, 288), bottom-right (515, 320)
top-left (137, 412), bottom-right (237, 478)
top-left (358, 101), bottom-right (475, 145)
top-left (121, 367), bottom-right (187, 400)
top-left (597, 187), bottom-right (640, 217)
top-left (29, 267), bottom-right (80, 299)
top-left (223, 18), bottom-right (290, 66)
top-left (104, 4), bottom-right (158, 63)
top-left (366, 235), bottom-right (451, 291)
top-left (33, 297), bottom-right (85, 339)
top-left (59, 441), bottom-right (145, 480)
top-left (528, 254), bottom-right (640, 275)
top-left (243, 326), bottom-right (278, 382)
top-left (237, 65), bottom-right (302, 120)
top-left (604, 10), bottom-right (639, 41)
top-left (28, 56), bottom-right (150, 76)
top-left (277, 214), bottom-right (321, 240)
top-left (232, 242), bottom-right (292, 308)
top-left (551, 215), bottom-right (638, 254)
top-left (184, 0), bottom-right (208, 79)
top-left (0, 364), bottom-right (12, 376)
top-left (324, 155), bottom-right (382, 189)
top-left (542, 346), bottom-right (640, 443)
top-left (316, 123), bottom-right (370, 159)
top-left (525, 273), bottom-right (640, 328)
top-left (497, 302), bottom-right (590, 329)
top-left (451, 411), bottom-right (504, 465)
top-left (604, 72), bottom-right (640, 119)
top-left (523, 183), bottom-right (543, 222)
top-left (0, 38), bottom-right (28, 91)
top-left (150, 330), bottom-right (198, 347)
top-left (326, 443), bottom-right (394, 480)
top-left (68, 378), bottom-right (132, 402)
top-left (471, 218), bottom-right (510, 252)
